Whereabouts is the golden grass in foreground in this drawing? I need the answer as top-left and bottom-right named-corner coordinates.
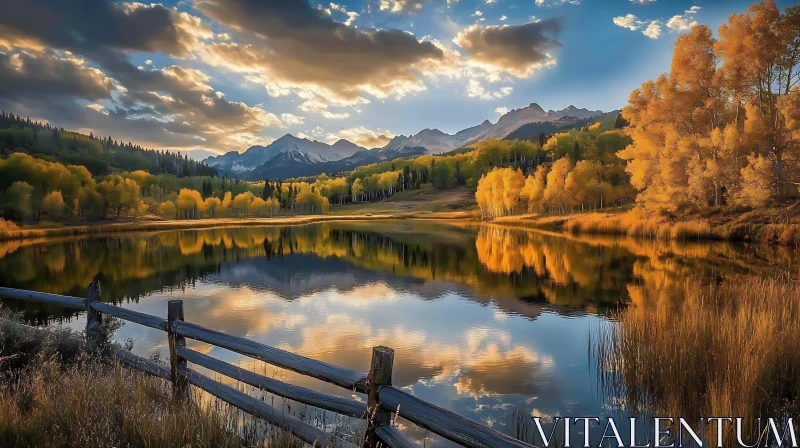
top-left (0, 361), bottom-right (251, 447)
top-left (0, 317), bottom-right (302, 447)
top-left (593, 274), bottom-right (800, 442)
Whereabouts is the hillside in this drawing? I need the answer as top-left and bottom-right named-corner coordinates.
top-left (0, 112), bottom-right (216, 177)
top-left (505, 111), bottom-right (621, 141)
top-left (332, 186), bottom-right (476, 215)
top-left (246, 146), bottom-right (427, 181)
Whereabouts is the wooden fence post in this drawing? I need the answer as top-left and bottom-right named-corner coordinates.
top-left (363, 346), bottom-right (394, 448)
top-left (168, 300), bottom-right (188, 399)
top-left (85, 280), bottom-right (103, 352)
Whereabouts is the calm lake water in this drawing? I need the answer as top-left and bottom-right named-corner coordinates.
top-left (0, 220), bottom-right (796, 445)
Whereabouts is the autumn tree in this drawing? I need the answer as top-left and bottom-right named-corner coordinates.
top-left (159, 200), bottom-right (177, 218)
top-left (3, 181), bottom-right (34, 221)
top-left (543, 157), bottom-right (573, 213)
top-left (351, 179), bottom-right (364, 202)
top-left (42, 191), bottom-right (65, 221)
top-left (621, 1), bottom-right (800, 210)
top-left (476, 167), bottom-right (525, 219)
top-left (521, 165), bottom-right (548, 212)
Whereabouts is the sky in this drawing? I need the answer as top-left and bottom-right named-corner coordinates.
top-left (0, 0), bottom-right (794, 157)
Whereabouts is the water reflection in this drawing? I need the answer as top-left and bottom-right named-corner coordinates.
top-left (0, 220), bottom-right (795, 445)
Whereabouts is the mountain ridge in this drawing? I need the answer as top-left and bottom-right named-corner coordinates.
top-left (203, 103), bottom-right (608, 179)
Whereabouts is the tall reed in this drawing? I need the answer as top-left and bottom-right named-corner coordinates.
top-left (563, 211), bottom-right (715, 241)
top-left (592, 274), bottom-right (800, 443)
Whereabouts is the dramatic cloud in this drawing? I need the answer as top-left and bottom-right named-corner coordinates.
top-left (453, 19), bottom-right (562, 77)
top-left (197, 0), bottom-right (443, 102)
top-left (0, 0), bottom-right (207, 57)
top-left (0, 0), bottom-right (570, 153)
top-left (0, 51), bottom-right (113, 103)
top-left (0, 0), bottom-right (291, 153)
top-left (325, 127), bottom-right (396, 148)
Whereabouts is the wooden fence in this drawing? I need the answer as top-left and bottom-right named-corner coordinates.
top-left (0, 282), bottom-right (533, 448)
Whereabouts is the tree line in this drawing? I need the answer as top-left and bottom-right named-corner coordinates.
top-left (0, 111), bottom-right (217, 178)
top-left (0, 152), bottom-right (340, 222)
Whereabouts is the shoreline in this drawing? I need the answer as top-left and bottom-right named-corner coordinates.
top-left (1, 207), bottom-right (798, 247)
top-left (489, 208), bottom-right (800, 247)
top-left (0, 212), bottom-right (479, 241)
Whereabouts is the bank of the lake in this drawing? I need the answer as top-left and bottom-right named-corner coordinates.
top-left (0, 212), bottom-right (478, 242)
top-left (493, 205), bottom-right (800, 247)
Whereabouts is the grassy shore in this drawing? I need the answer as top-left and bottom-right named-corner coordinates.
top-left (0, 207), bottom-right (479, 242)
top-left (0, 214), bottom-right (404, 241)
top-left (592, 273), bottom-right (800, 444)
top-left (2, 192), bottom-right (799, 246)
top-left (495, 205), bottom-right (800, 246)
top-left (0, 315), bottom-right (301, 447)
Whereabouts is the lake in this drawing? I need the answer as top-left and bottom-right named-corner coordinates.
top-left (0, 220), bottom-right (796, 445)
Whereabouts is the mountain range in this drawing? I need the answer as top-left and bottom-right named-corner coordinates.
top-left (203, 103), bottom-right (607, 180)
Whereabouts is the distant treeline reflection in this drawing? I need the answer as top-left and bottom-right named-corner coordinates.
top-left (0, 222), bottom-right (794, 323)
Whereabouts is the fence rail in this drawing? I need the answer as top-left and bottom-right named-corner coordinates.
top-left (0, 282), bottom-right (534, 448)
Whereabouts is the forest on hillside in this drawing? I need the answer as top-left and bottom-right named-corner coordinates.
top-left (0, 112), bottom-right (216, 178)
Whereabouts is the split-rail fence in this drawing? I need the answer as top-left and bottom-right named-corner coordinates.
top-left (0, 282), bottom-right (533, 448)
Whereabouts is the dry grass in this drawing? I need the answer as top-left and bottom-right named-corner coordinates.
top-left (593, 273), bottom-right (800, 443)
top-left (562, 210), bottom-right (715, 241)
top-left (0, 361), bottom-right (251, 447)
top-left (0, 315), bottom-right (303, 447)
top-left (498, 208), bottom-right (800, 245)
top-left (331, 186), bottom-right (477, 215)
top-left (491, 201), bottom-right (800, 246)
top-left (0, 219), bottom-right (20, 239)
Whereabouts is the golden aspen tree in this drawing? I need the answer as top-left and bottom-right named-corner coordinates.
top-left (351, 179), bottom-right (364, 203)
top-left (566, 161), bottom-right (601, 211)
top-left (159, 200), bottom-right (177, 218)
top-left (502, 168), bottom-right (525, 215)
top-left (490, 169), bottom-right (505, 218)
top-left (220, 191), bottom-right (233, 216)
top-left (544, 157), bottom-right (573, 213)
top-left (528, 165), bottom-right (548, 212)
